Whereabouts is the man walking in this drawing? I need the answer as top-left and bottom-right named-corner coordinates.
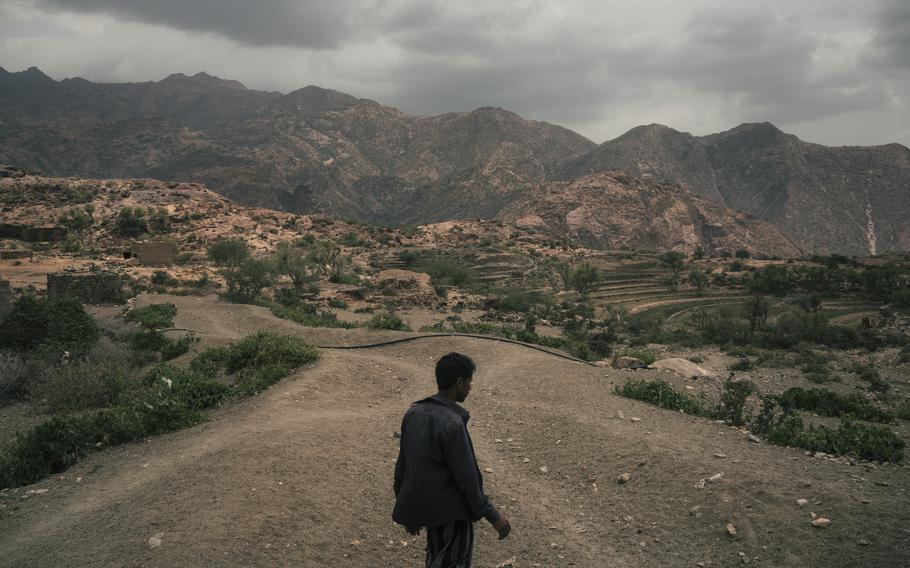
top-left (393, 352), bottom-right (511, 567)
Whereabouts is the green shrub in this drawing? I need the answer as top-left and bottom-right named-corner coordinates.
top-left (191, 332), bottom-right (319, 378)
top-left (328, 297), bottom-right (349, 309)
top-left (898, 346), bottom-right (910, 364)
top-left (714, 379), bottom-right (756, 426)
top-left (0, 296), bottom-right (99, 355)
top-left (223, 258), bottom-right (275, 303)
top-left (753, 398), bottom-right (904, 463)
top-left (850, 363), bottom-right (890, 393)
top-left (613, 379), bottom-right (706, 415)
top-left (27, 357), bottom-right (132, 413)
top-left (897, 401), bottom-right (910, 421)
top-left (617, 349), bottom-right (657, 365)
top-left (0, 352), bottom-right (28, 402)
top-left (367, 311), bottom-right (410, 331)
top-left (413, 260), bottom-right (477, 288)
top-left (115, 207), bottom-right (148, 237)
top-left (150, 271), bottom-right (178, 287)
top-left (126, 303), bottom-right (177, 330)
top-left (778, 387), bottom-right (893, 423)
top-left (207, 238), bottom-right (249, 268)
top-left (329, 272), bottom-right (360, 285)
top-left (729, 358), bottom-right (753, 371)
top-left (161, 334), bottom-right (194, 361)
top-left (270, 303), bottom-right (358, 329)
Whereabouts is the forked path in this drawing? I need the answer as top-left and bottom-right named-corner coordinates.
top-left (1, 296), bottom-right (908, 567)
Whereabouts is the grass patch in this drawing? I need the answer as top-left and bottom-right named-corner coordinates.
top-left (613, 379), bottom-right (707, 416)
top-left (367, 311), bottom-right (410, 331)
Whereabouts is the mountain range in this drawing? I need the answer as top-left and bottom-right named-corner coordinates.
top-left (1, 66), bottom-right (908, 255)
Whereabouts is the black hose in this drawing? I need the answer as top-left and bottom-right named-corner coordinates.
top-left (314, 333), bottom-right (601, 367)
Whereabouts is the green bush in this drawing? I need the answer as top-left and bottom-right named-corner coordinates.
top-left (115, 207), bottom-right (148, 237)
top-left (0, 296), bottom-right (99, 355)
top-left (613, 379), bottom-right (706, 415)
top-left (778, 387), bottom-right (893, 423)
top-left (367, 311), bottom-right (410, 331)
top-left (207, 238), bottom-right (249, 268)
top-left (0, 334), bottom-right (319, 488)
top-left (270, 303), bottom-right (358, 329)
top-left (897, 401), bottom-right (910, 421)
top-left (328, 297), bottom-right (349, 309)
top-left (850, 363), bottom-right (890, 393)
top-left (729, 358), bottom-right (753, 371)
top-left (126, 303), bottom-right (177, 329)
top-left (27, 357), bottom-right (132, 413)
top-left (150, 270), bottom-right (178, 287)
top-left (223, 258), bottom-right (275, 304)
top-left (413, 260), bottom-right (477, 288)
top-left (714, 379), bottom-right (756, 426)
top-left (898, 346), bottom-right (910, 364)
top-left (0, 352), bottom-right (28, 402)
top-left (329, 272), bottom-right (360, 285)
top-left (161, 334), bottom-right (194, 361)
top-left (617, 349), bottom-right (657, 365)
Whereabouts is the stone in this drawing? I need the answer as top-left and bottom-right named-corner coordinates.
top-left (726, 523), bottom-right (737, 536)
top-left (148, 533), bottom-right (164, 549)
top-left (540, 466), bottom-right (549, 474)
top-left (650, 358), bottom-right (717, 379)
top-left (811, 517), bottom-right (831, 528)
top-left (618, 473), bottom-right (632, 484)
top-left (713, 453), bottom-right (727, 459)
top-left (612, 356), bottom-right (645, 369)
top-left (796, 499), bottom-right (808, 507)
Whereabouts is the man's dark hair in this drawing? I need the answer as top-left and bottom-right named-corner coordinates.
top-left (435, 352), bottom-right (475, 390)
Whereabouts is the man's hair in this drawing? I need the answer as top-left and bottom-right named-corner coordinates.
top-left (435, 352), bottom-right (475, 390)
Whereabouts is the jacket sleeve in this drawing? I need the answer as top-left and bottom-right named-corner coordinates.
top-left (394, 417), bottom-right (407, 496)
top-left (394, 446), bottom-right (405, 496)
top-left (442, 424), bottom-right (501, 523)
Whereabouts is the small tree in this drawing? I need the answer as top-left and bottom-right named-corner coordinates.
top-left (274, 243), bottom-right (318, 290)
top-left (570, 263), bottom-right (601, 297)
top-left (688, 267), bottom-right (708, 293)
top-left (207, 238), bottom-right (249, 270)
top-left (735, 249), bottom-right (751, 259)
top-left (659, 251), bottom-right (687, 275)
top-left (116, 207), bottom-right (148, 237)
top-left (224, 258), bottom-right (275, 303)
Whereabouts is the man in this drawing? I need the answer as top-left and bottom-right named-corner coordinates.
top-left (393, 352), bottom-right (511, 568)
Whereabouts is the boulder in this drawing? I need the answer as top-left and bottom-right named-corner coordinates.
top-left (650, 358), bottom-right (716, 379)
top-left (373, 269), bottom-right (440, 307)
top-left (613, 356), bottom-right (646, 369)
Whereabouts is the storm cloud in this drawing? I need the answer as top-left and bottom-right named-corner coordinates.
top-left (2, 0), bottom-right (908, 146)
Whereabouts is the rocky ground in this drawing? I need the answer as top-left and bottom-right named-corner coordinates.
top-left (1, 294), bottom-right (907, 568)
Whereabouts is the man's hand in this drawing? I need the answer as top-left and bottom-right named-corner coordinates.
top-left (492, 515), bottom-right (511, 540)
top-left (406, 525), bottom-right (421, 536)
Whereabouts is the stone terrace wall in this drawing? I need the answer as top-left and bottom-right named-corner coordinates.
top-left (47, 271), bottom-right (125, 304)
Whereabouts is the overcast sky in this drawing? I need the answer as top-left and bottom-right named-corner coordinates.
top-left (1, 0), bottom-right (908, 146)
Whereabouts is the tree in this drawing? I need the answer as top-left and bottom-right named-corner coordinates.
top-left (735, 249), bottom-right (751, 259)
top-left (207, 238), bottom-right (249, 270)
top-left (116, 207), bottom-right (148, 237)
top-left (688, 267), bottom-right (708, 293)
top-left (308, 239), bottom-right (342, 276)
top-left (224, 258), bottom-right (276, 303)
top-left (570, 263), bottom-right (601, 297)
top-left (659, 251), bottom-right (687, 275)
top-left (692, 246), bottom-right (706, 260)
top-left (274, 242), bottom-right (318, 290)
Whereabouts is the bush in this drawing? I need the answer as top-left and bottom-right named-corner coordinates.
top-left (898, 346), bottom-right (910, 364)
top-left (778, 387), bottom-right (893, 423)
top-left (367, 310), bottom-right (410, 331)
top-left (0, 352), bottom-right (28, 402)
top-left (328, 298), bottom-right (349, 309)
top-left (223, 258), bottom-right (275, 303)
top-left (613, 379), bottom-right (706, 415)
top-left (850, 363), bottom-right (890, 393)
top-left (191, 332), bottom-right (319, 379)
top-left (329, 272), bottom-right (360, 285)
top-left (115, 207), bottom-right (148, 237)
top-left (897, 401), bottom-right (910, 421)
top-left (160, 334), bottom-right (194, 361)
top-left (617, 349), bottom-right (657, 365)
top-left (27, 356), bottom-right (133, 413)
top-left (569, 263), bottom-right (601, 296)
top-left (270, 303), bottom-right (358, 329)
top-left (729, 358), bottom-right (753, 371)
top-left (413, 260), bottom-right (477, 288)
top-left (126, 303), bottom-right (177, 330)
top-left (0, 296), bottom-right (99, 355)
top-left (714, 379), bottom-right (756, 426)
top-left (150, 270), bottom-right (178, 287)
top-left (207, 238), bottom-right (249, 268)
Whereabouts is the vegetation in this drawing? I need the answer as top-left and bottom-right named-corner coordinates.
top-left (270, 302), bottom-right (358, 329)
top-left (207, 238), bottom-right (249, 269)
top-left (778, 387), bottom-right (893, 423)
top-left (367, 310), bottom-right (410, 331)
top-left (569, 263), bottom-right (601, 297)
top-left (115, 207), bottom-right (149, 237)
top-left (0, 332), bottom-right (319, 488)
top-left (0, 296), bottom-right (99, 356)
top-left (126, 303), bottom-right (177, 329)
top-left (614, 379), bottom-right (706, 415)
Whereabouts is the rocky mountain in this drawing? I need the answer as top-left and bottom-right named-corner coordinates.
top-left (498, 171), bottom-right (801, 256)
top-left (0, 67), bottom-right (594, 226)
top-left (1, 67), bottom-right (907, 255)
top-left (560, 123), bottom-right (910, 255)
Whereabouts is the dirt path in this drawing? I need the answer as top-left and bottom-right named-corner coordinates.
top-left (1, 296), bottom-right (908, 567)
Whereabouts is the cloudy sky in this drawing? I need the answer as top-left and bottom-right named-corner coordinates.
top-left (1, 0), bottom-right (908, 146)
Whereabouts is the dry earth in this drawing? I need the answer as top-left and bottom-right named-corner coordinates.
top-left (1, 295), bottom-right (909, 567)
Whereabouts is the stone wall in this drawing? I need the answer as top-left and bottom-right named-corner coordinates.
top-left (132, 241), bottom-right (177, 266)
top-left (0, 224), bottom-right (67, 242)
top-left (47, 271), bottom-right (125, 304)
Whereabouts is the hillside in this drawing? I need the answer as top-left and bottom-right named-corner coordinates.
top-left (498, 171), bottom-right (802, 256)
top-left (560, 123), bottom-right (910, 255)
top-left (1, 67), bottom-right (908, 254)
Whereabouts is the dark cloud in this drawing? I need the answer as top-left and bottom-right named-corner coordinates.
top-left (873, 0), bottom-right (910, 69)
top-left (36, 0), bottom-right (355, 47)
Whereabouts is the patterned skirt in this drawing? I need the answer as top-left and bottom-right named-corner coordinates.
top-left (425, 520), bottom-right (474, 568)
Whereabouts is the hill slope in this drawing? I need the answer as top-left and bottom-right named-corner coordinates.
top-left (560, 123), bottom-right (910, 255)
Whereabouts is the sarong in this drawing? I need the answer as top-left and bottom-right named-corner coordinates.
top-left (425, 520), bottom-right (474, 568)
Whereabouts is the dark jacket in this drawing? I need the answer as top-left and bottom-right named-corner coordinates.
top-left (392, 394), bottom-right (500, 528)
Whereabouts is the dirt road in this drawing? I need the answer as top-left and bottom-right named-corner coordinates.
top-left (1, 296), bottom-right (908, 567)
